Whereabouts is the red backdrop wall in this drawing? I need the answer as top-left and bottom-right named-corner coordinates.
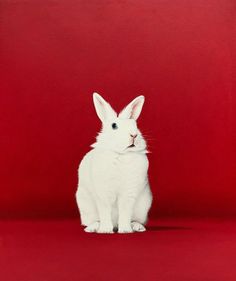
top-left (0, 0), bottom-right (235, 218)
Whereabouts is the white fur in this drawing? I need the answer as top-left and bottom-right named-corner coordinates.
top-left (76, 93), bottom-right (153, 233)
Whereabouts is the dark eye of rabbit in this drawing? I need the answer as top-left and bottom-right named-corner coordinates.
top-left (111, 123), bottom-right (118, 130)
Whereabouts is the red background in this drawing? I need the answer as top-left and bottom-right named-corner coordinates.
top-left (1, 0), bottom-right (236, 218)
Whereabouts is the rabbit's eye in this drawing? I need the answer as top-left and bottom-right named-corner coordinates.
top-left (111, 123), bottom-right (118, 130)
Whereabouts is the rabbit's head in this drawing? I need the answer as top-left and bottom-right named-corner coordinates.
top-left (91, 92), bottom-right (147, 153)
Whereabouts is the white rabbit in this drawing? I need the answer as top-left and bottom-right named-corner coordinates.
top-left (76, 92), bottom-right (152, 233)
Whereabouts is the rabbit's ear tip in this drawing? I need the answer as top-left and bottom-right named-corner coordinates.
top-left (134, 95), bottom-right (145, 101)
top-left (93, 92), bottom-right (101, 100)
top-left (135, 95), bottom-right (145, 103)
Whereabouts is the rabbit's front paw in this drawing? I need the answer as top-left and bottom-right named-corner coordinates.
top-left (131, 222), bottom-right (146, 232)
top-left (97, 223), bottom-right (114, 234)
top-left (118, 225), bottom-right (133, 234)
top-left (84, 222), bottom-right (100, 233)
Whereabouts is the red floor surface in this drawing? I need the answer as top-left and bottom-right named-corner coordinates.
top-left (1, 219), bottom-right (236, 281)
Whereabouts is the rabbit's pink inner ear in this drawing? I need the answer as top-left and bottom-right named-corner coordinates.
top-left (93, 92), bottom-right (117, 122)
top-left (130, 100), bottom-right (140, 119)
top-left (119, 96), bottom-right (145, 120)
top-left (94, 93), bottom-right (105, 107)
top-left (130, 96), bottom-right (145, 120)
top-left (97, 97), bottom-right (106, 116)
top-left (93, 93), bottom-right (107, 122)
top-left (97, 98), bottom-right (104, 107)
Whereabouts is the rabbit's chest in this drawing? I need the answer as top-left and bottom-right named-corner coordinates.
top-left (111, 153), bottom-right (148, 185)
top-left (91, 150), bottom-right (148, 194)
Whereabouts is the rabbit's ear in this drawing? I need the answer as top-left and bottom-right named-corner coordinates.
top-left (119, 95), bottom-right (145, 120)
top-left (93, 92), bottom-right (117, 122)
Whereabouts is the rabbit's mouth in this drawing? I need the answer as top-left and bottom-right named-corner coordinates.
top-left (127, 144), bottom-right (135, 148)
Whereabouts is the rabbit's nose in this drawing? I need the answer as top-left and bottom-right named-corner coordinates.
top-left (130, 134), bottom-right (137, 139)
